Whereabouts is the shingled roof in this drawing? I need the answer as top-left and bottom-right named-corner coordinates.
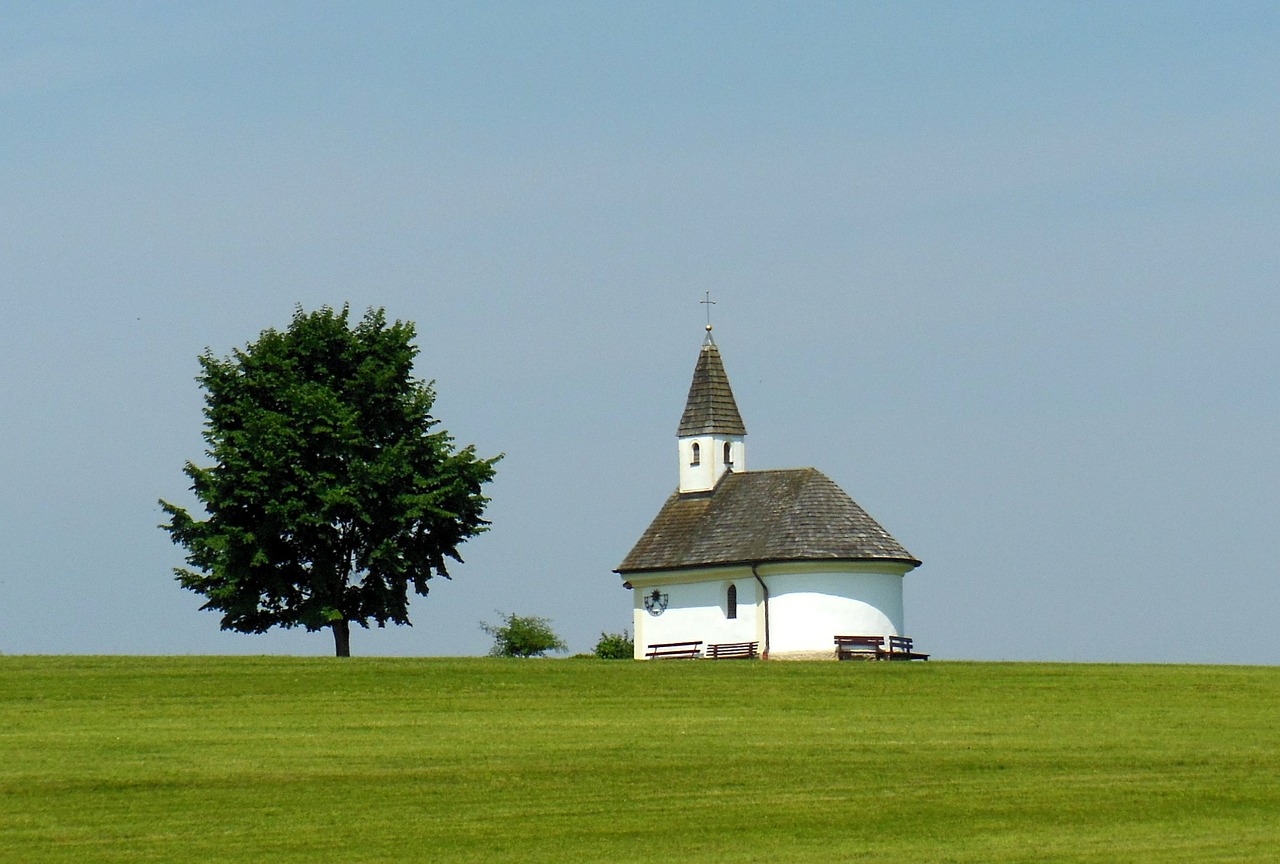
top-left (676, 335), bottom-right (746, 436)
top-left (616, 468), bottom-right (919, 573)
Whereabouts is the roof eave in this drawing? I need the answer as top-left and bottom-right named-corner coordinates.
top-left (616, 555), bottom-right (922, 576)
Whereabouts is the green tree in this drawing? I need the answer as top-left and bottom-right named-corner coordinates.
top-left (593, 630), bottom-right (634, 660)
top-left (481, 612), bottom-right (568, 658)
top-left (160, 305), bottom-right (500, 657)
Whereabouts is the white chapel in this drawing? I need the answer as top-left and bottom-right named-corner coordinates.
top-left (615, 327), bottom-right (922, 660)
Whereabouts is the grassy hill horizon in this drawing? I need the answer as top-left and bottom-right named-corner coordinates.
top-left (3, 656), bottom-right (1277, 862)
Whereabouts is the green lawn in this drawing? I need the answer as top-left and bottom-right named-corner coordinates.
top-left (2, 657), bottom-right (1278, 863)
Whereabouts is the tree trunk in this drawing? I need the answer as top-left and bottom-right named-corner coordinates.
top-left (332, 619), bottom-right (351, 657)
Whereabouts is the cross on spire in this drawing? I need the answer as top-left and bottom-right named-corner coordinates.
top-left (701, 290), bottom-right (716, 332)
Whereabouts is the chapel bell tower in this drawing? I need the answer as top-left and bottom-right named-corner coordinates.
top-left (677, 325), bottom-right (746, 493)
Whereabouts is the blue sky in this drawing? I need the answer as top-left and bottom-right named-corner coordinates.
top-left (3, 2), bottom-right (1278, 661)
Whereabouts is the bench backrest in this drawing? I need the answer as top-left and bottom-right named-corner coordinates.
top-left (645, 641), bottom-right (702, 659)
top-left (834, 635), bottom-right (884, 648)
top-left (707, 642), bottom-right (758, 658)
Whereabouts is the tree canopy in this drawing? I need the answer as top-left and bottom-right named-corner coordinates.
top-left (160, 305), bottom-right (500, 656)
top-left (481, 612), bottom-right (568, 658)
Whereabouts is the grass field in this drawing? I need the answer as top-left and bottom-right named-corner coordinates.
top-left (2, 657), bottom-right (1278, 863)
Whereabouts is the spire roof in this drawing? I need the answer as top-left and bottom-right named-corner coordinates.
top-left (677, 333), bottom-right (746, 437)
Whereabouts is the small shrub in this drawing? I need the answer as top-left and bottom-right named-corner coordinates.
top-left (594, 630), bottom-right (634, 660)
top-left (481, 612), bottom-right (568, 658)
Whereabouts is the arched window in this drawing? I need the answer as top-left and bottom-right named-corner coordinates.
top-left (723, 442), bottom-right (733, 467)
top-left (690, 442), bottom-right (701, 466)
top-left (726, 583), bottom-right (737, 619)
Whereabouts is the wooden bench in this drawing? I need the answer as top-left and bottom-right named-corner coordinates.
top-left (645, 640), bottom-right (703, 659)
top-left (834, 635), bottom-right (886, 660)
top-left (706, 641), bottom-right (759, 660)
top-left (886, 635), bottom-right (929, 661)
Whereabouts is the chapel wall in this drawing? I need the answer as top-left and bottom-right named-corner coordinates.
top-left (766, 569), bottom-right (904, 657)
top-left (632, 576), bottom-right (760, 658)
